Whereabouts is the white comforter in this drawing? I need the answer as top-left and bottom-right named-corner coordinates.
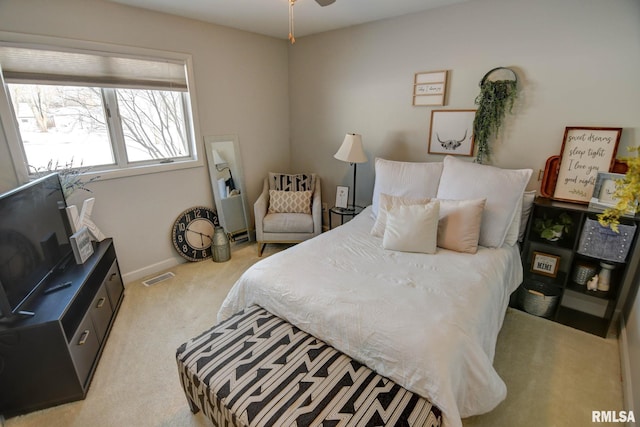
top-left (218, 206), bottom-right (522, 427)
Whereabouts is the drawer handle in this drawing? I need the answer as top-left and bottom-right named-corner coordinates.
top-left (109, 273), bottom-right (118, 281)
top-left (78, 330), bottom-right (90, 346)
top-left (96, 297), bottom-right (106, 308)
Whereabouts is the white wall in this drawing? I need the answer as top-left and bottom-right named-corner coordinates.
top-left (288, 0), bottom-right (640, 413)
top-left (288, 0), bottom-right (640, 206)
top-left (0, 0), bottom-right (290, 280)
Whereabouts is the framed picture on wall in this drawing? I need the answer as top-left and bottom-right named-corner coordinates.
top-left (413, 70), bottom-right (448, 106)
top-left (428, 109), bottom-right (476, 156)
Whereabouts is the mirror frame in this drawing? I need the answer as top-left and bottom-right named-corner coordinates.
top-left (204, 135), bottom-right (252, 242)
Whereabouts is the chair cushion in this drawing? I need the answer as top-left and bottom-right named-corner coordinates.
top-left (263, 212), bottom-right (314, 233)
top-left (269, 172), bottom-right (315, 192)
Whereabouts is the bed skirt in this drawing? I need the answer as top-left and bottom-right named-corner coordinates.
top-left (176, 305), bottom-right (442, 426)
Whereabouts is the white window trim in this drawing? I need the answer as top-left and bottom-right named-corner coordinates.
top-left (0, 31), bottom-right (204, 184)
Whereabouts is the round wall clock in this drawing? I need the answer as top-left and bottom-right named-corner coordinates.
top-left (171, 207), bottom-right (219, 262)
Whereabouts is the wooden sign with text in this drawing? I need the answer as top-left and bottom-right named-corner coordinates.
top-left (553, 127), bottom-right (622, 204)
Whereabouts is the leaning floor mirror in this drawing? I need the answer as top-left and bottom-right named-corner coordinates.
top-left (204, 135), bottom-right (251, 242)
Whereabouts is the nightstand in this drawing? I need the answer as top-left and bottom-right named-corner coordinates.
top-left (328, 206), bottom-right (363, 229)
top-left (514, 197), bottom-right (640, 337)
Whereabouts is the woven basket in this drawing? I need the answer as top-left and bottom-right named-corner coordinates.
top-left (521, 281), bottom-right (560, 318)
top-left (577, 218), bottom-right (636, 263)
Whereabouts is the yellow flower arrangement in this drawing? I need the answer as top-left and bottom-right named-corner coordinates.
top-left (597, 146), bottom-right (640, 232)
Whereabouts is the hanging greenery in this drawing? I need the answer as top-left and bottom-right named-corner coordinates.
top-left (473, 67), bottom-right (519, 164)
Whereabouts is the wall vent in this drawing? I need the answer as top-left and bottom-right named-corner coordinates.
top-left (142, 272), bottom-right (175, 287)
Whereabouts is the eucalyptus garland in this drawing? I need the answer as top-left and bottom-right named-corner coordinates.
top-left (473, 78), bottom-right (518, 164)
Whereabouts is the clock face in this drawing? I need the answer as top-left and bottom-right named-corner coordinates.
top-left (171, 207), bottom-right (219, 262)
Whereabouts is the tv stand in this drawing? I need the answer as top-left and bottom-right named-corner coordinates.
top-left (0, 238), bottom-right (124, 417)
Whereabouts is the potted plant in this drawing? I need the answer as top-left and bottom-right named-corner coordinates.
top-left (533, 212), bottom-right (574, 242)
top-left (473, 67), bottom-right (519, 164)
top-left (598, 146), bottom-right (640, 232)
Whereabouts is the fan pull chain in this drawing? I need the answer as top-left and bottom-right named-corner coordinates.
top-left (289, 0), bottom-right (296, 44)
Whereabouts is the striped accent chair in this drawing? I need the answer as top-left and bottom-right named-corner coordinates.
top-left (254, 173), bottom-right (322, 256)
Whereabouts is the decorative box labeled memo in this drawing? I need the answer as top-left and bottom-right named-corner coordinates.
top-left (577, 218), bottom-right (637, 263)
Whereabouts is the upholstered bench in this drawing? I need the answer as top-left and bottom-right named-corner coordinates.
top-left (176, 305), bottom-right (442, 426)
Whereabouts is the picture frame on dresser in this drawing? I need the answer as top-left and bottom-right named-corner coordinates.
top-left (335, 186), bottom-right (349, 209)
top-left (552, 127), bottom-right (622, 204)
top-left (531, 251), bottom-right (560, 278)
top-left (70, 227), bottom-right (94, 264)
top-left (588, 172), bottom-right (637, 215)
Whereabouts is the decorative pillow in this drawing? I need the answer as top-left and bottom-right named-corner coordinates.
top-left (268, 190), bottom-right (312, 214)
top-left (382, 201), bottom-right (440, 254)
top-left (518, 190), bottom-right (536, 242)
top-left (371, 158), bottom-right (443, 218)
top-left (371, 193), bottom-right (431, 237)
top-left (269, 173), bottom-right (315, 192)
top-left (503, 192), bottom-right (524, 246)
top-left (437, 198), bottom-right (486, 254)
top-left (436, 156), bottom-right (532, 248)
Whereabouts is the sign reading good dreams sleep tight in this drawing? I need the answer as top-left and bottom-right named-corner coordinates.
top-left (553, 127), bottom-right (622, 204)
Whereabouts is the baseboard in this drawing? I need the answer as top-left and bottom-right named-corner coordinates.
top-left (619, 317), bottom-right (636, 427)
top-left (121, 257), bottom-right (181, 285)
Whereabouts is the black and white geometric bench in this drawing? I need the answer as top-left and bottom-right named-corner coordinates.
top-left (176, 305), bottom-right (442, 426)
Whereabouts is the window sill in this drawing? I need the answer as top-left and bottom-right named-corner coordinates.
top-left (80, 157), bottom-right (204, 182)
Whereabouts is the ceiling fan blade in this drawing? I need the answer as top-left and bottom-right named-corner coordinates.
top-left (315, 0), bottom-right (336, 6)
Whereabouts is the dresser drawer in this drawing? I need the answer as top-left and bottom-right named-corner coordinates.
top-left (104, 261), bottom-right (124, 308)
top-left (90, 284), bottom-right (113, 344)
top-left (69, 313), bottom-right (100, 386)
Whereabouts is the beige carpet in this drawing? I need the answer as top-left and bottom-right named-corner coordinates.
top-left (5, 242), bottom-right (623, 427)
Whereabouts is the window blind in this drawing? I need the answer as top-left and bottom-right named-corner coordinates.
top-left (0, 44), bottom-right (187, 90)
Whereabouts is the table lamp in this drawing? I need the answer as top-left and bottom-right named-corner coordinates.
top-left (334, 133), bottom-right (367, 210)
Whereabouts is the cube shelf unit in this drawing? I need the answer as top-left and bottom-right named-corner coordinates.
top-left (515, 197), bottom-right (640, 337)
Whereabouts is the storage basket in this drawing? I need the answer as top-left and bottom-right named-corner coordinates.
top-left (577, 218), bottom-right (636, 263)
top-left (521, 281), bottom-right (560, 318)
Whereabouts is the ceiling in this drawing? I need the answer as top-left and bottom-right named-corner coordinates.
top-left (108, 0), bottom-right (470, 40)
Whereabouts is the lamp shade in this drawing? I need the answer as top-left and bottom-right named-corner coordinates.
top-left (334, 133), bottom-right (367, 164)
top-left (212, 149), bottom-right (227, 165)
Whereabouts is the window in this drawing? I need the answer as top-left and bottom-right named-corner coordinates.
top-left (0, 38), bottom-right (200, 180)
top-left (8, 84), bottom-right (114, 170)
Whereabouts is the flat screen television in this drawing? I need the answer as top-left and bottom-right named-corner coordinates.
top-left (0, 173), bottom-right (73, 321)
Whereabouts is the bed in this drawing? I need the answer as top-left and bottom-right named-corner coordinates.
top-left (218, 155), bottom-right (532, 427)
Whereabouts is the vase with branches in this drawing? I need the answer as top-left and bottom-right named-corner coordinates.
top-left (29, 159), bottom-right (100, 200)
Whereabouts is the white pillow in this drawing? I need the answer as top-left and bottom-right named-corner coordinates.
top-left (371, 193), bottom-right (432, 237)
top-left (437, 198), bottom-right (486, 254)
top-left (518, 190), bottom-right (536, 242)
top-left (436, 156), bottom-right (532, 248)
top-left (504, 190), bottom-right (537, 245)
top-left (371, 158), bottom-right (443, 218)
top-left (382, 201), bottom-right (440, 254)
top-left (503, 192), bottom-right (524, 246)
